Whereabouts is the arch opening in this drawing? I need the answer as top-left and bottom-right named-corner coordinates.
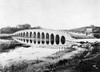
top-left (46, 33), bottom-right (49, 44)
top-left (41, 32), bottom-right (45, 44)
top-left (23, 39), bottom-right (25, 42)
top-left (50, 34), bottom-right (54, 45)
top-left (37, 32), bottom-right (40, 44)
top-left (21, 33), bottom-right (22, 37)
top-left (30, 32), bottom-right (32, 37)
top-left (33, 32), bottom-right (36, 44)
top-left (26, 32), bottom-right (28, 37)
top-left (56, 35), bottom-right (60, 45)
top-left (30, 39), bottom-right (32, 43)
top-left (23, 32), bottom-right (25, 37)
top-left (61, 36), bottom-right (65, 44)
top-left (26, 39), bottom-right (29, 43)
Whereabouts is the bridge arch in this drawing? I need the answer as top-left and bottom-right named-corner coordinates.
top-left (61, 36), bottom-right (65, 44)
top-left (26, 32), bottom-right (28, 37)
top-left (55, 34), bottom-right (60, 45)
top-left (50, 33), bottom-right (54, 45)
top-left (46, 33), bottom-right (49, 44)
top-left (37, 32), bottom-right (40, 44)
top-left (30, 32), bottom-right (32, 37)
top-left (23, 32), bottom-right (25, 37)
top-left (13, 29), bottom-right (69, 49)
top-left (33, 32), bottom-right (36, 44)
top-left (41, 32), bottom-right (45, 44)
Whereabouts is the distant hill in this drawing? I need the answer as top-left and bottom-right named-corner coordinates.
top-left (67, 25), bottom-right (100, 38)
top-left (67, 25), bottom-right (94, 33)
top-left (66, 25), bottom-right (100, 33)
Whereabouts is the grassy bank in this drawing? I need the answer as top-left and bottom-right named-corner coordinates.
top-left (0, 43), bottom-right (100, 72)
top-left (1, 49), bottom-right (84, 72)
top-left (0, 39), bottom-right (23, 52)
top-left (2, 51), bottom-right (100, 72)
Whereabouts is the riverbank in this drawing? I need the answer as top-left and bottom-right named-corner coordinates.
top-left (0, 39), bottom-right (100, 72)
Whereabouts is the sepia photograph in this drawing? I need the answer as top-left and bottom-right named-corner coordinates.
top-left (0, 0), bottom-right (100, 72)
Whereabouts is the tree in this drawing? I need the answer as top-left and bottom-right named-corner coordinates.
top-left (0, 26), bottom-right (12, 34)
top-left (31, 26), bottom-right (42, 29)
top-left (16, 24), bottom-right (31, 29)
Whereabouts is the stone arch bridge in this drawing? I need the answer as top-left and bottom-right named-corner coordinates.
top-left (12, 29), bottom-right (73, 50)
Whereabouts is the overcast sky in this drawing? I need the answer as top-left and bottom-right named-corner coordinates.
top-left (0, 0), bottom-right (100, 29)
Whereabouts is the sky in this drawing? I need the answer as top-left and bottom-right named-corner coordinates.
top-left (0, 0), bottom-right (100, 30)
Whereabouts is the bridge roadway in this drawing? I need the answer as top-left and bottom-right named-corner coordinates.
top-left (73, 39), bottom-right (100, 43)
